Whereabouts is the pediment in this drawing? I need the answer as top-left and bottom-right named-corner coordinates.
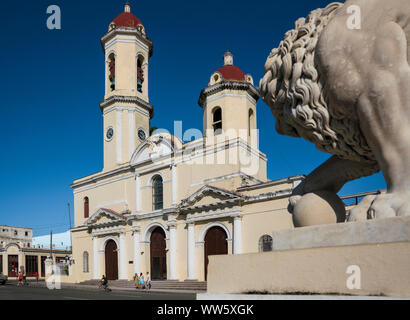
top-left (85, 208), bottom-right (125, 226)
top-left (130, 133), bottom-right (183, 165)
top-left (181, 185), bottom-right (241, 208)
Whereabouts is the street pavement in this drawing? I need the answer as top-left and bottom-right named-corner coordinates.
top-left (0, 282), bottom-right (196, 300)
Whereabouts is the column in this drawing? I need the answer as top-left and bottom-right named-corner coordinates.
top-left (37, 256), bottom-right (41, 277)
top-left (168, 223), bottom-right (177, 280)
top-left (171, 164), bottom-right (177, 205)
top-left (119, 233), bottom-right (127, 280)
top-left (135, 173), bottom-right (141, 212)
top-left (18, 252), bottom-right (24, 273)
top-left (233, 216), bottom-right (243, 254)
top-left (116, 109), bottom-right (123, 164)
top-left (132, 226), bottom-right (141, 276)
top-left (128, 110), bottom-right (135, 160)
top-left (93, 236), bottom-right (99, 279)
top-left (187, 223), bottom-right (196, 280)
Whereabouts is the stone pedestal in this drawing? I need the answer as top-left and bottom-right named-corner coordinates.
top-left (207, 217), bottom-right (410, 297)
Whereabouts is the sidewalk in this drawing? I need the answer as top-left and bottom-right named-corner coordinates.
top-left (14, 280), bottom-right (201, 294)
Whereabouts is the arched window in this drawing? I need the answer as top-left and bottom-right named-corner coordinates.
top-left (108, 53), bottom-right (116, 91)
top-left (152, 175), bottom-right (164, 211)
top-left (258, 235), bottom-right (273, 252)
top-left (248, 109), bottom-right (255, 136)
top-left (84, 197), bottom-right (89, 219)
top-left (137, 56), bottom-right (144, 93)
top-left (212, 107), bottom-right (222, 135)
top-left (83, 251), bottom-right (89, 273)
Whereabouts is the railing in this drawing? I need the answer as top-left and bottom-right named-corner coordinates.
top-left (340, 190), bottom-right (384, 207)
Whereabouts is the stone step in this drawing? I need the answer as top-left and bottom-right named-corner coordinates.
top-left (79, 279), bottom-right (207, 291)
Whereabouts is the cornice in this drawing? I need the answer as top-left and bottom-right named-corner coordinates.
top-left (99, 95), bottom-right (154, 118)
top-left (198, 81), bottom-right (260, 108)
top-left (100, 28), bottom-right (154, 57)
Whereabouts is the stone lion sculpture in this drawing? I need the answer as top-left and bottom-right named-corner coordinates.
top-left (260, 0), bottom-right (410, 226)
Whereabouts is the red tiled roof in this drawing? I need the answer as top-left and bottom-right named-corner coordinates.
top-left (101, 208), bottom-right (124, 219)
top-left (112, 12), bottom-right (144, 29)
top-left (216, 65), bottom-right (246, 82)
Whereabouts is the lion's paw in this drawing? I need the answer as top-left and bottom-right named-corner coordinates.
top-left (367, 192), bottom-right (410, 219)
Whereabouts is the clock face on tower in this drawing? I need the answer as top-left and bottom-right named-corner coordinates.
top-left (137, 128), bottom-right (147, 141)
top-left (105, 127), bottom-right (114, 141)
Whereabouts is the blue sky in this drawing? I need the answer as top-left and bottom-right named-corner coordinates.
top-left (0, 0), bottom-right (386, 236)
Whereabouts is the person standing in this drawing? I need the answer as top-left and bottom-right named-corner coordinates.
top-left (35, 271), bottom-right (39, 283)
top-left (139, 272), bottom-right (144, 289)
top-left (145, 272), bottom-right (151, 290)
top-left (17, 272), bottom-right (23, 286)
top-left (134, 273), bottom-right (139, 289)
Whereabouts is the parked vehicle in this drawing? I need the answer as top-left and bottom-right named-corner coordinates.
top-left (0, 273), bottom-right (8, 285)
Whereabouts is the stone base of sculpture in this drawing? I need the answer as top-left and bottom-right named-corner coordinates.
top-left (207, 216), bottom-right (410, 297)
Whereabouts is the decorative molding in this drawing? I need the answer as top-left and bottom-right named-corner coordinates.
top-left (99, 236), bottom-right (120, 251)
top-left (73, 173), bottom-right (135, 194)
top-left (187, 209), bottom-right (241, 224)
top-left (100, 95), bottom-right (153, 118)
top-left (92, 226), bottom-right (125, 237)
top-left (142, 222), bottom-right (169, 243)
top-left (236, 175), bottom-right (305, 192)
top-left (198, 81), bottom-right (260, 108)
top-left (103, 105), bottom-right (150, 118)
top-left (198, 221), bottom-right (232, 243)
top-left (206, 92), bottom-right (256, 106)
top-left (86, 208), bottom-right (126, 226)
top-left (181, 185), bottom-right (241, 208)
top-left (243, 189), bottom-right (293, 204)
top-left (101, 29), bottom-right (153, 57)
top-left (190, 172), bottom-right (262, 187)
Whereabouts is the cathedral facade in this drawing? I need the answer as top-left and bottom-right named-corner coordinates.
top-left (70, 3), bottom-right (302, 283)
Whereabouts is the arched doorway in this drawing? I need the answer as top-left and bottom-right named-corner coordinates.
top-left (204, 226), bottom-right (228, 281)
top-left (105, 240), bottom-right (118, 280)
top-left (150, 227), bottom-right (167, 280)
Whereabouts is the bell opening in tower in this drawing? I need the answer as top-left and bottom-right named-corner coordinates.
top-left (137, 56), bottom-right (144, 93)
top-left (108, 53), bottom-right (116, 91)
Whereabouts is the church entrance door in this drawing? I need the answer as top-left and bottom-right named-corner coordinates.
top-left (150, 227), bottom-right (167, 280)
top-left (105, 240), bottom-right (118, 280)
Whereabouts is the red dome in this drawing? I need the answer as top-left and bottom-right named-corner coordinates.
top-left (112, 12), bottom-right (144, 29)
top-left (216, 65), bottom-right (246, 82)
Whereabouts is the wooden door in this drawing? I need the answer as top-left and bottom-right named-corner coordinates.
top-left (204, 227), bottom-right (228, 281)
top-left (150, 227), bottom-right (167, 280)
top-left (8, 255), bottom-right (18, 277)
top-left (105, 240), bottom-right (118, 280)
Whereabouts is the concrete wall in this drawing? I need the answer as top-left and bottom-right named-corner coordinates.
top-left (207, 241), bottom-right (410, 297)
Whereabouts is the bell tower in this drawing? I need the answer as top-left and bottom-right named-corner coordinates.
top-left (100, 2), bottom-right (154, 170)
top-left (198, 52), bottom-right (260, 144)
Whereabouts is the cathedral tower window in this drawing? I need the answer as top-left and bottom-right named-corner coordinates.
top-left (212, 107), bottom-right (222, 135)
top-left (84, 197), bottom-right (89, 218)
top-left (137, 55), bottom-right (144, 93)
top-left (108, 53), bottom-right (116, 91)
top-left (152, 175), bottom-right (163, 211)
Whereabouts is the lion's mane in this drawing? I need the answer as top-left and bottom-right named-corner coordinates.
top-left (260, 2), bottom-right (374, 162)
